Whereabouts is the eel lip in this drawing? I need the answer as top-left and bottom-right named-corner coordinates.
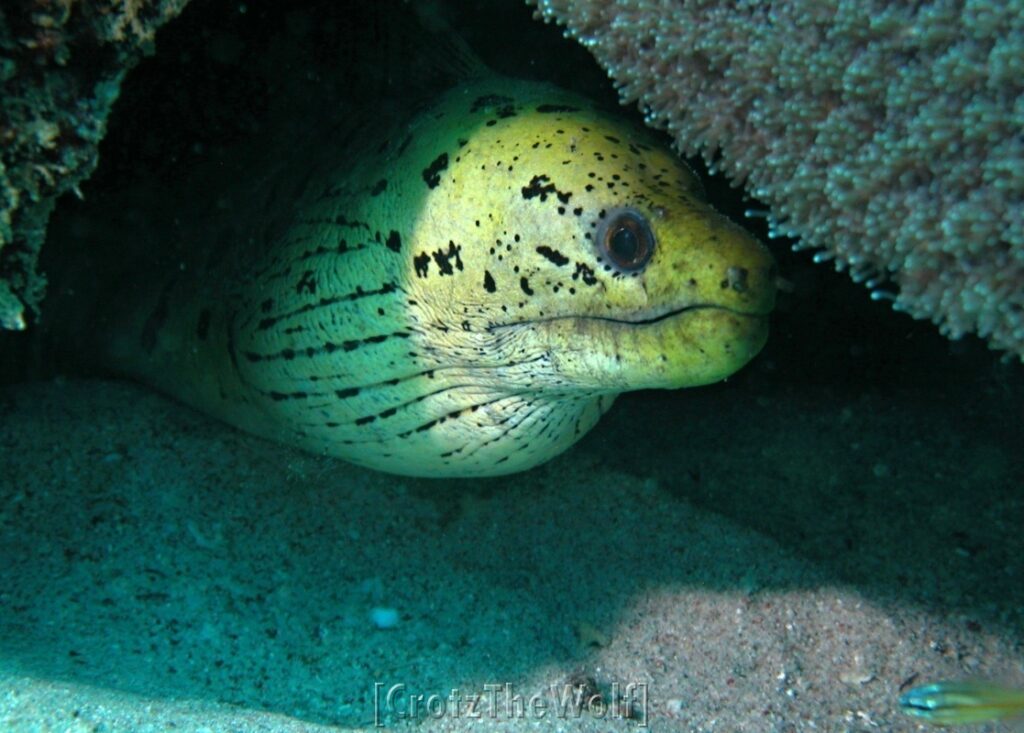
top-left (486, 303), bottom-right (770, 334)
top-left (598, 302), bottom-right (771, 326)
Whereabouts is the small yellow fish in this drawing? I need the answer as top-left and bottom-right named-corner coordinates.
top-left (899, 680), bottom-right (1024, 725)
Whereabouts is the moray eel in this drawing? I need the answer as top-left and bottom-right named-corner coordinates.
top-left (98, 78), bottom-right (776, 478)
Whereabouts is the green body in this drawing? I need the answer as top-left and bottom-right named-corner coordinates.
top-left (102, 77), bottom-right (775, 477)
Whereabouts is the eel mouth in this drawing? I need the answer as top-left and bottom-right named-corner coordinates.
top-left (585, 302), bottom-right (772, 327)
top-left (489, 301), bottom-right (771, 333)
top-left (505, 302), bottom-right (772, 392)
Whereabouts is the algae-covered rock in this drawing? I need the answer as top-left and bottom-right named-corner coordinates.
top-left (0, 0), bottom-right (191, 331)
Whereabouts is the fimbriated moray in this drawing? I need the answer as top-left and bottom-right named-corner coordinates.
top-left (85, 61), bottom-right (775, 478)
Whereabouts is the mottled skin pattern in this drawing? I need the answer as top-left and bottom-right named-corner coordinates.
top-left (103, 78), bottom-right (775, 477)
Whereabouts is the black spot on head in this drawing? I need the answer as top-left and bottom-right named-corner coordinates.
top-left (413, 252), bottom-right (430, 278)
top-left (483, 271), bottom-right (496, 293)
top-left (520, 277), bottom-right (534, 296)
top-left (573, 262), bottom-right (598, 286)
top-left (536, 246), bottom-right (569, 266)
top-left (522, 175), bottom-right (556, 202)
top-left (422, 152), bottom-right (449, 189)
top-left (386, 230), bottom-right (402, 253)
top-left (522, 175), bottom-right (573, 205)
top-left (432, 240), bottom-right (464, 276)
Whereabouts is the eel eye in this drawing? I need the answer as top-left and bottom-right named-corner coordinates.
top-left (599, 209), bottom-right (655, 272)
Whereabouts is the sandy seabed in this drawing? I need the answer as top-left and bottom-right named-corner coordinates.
top-left (0, 374), bottom-right (1021, 733)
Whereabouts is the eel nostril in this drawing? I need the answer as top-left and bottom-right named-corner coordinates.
top-left (726, 266), bottom-right (749, 293)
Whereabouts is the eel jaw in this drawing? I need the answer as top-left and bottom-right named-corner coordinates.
top-left (536, 302), bottom-right (771, 393)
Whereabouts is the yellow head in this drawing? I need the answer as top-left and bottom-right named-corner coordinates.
top-left (402, 80), bottom-right (775, 398)
top-left (345, 78), bottom-right (778, 475)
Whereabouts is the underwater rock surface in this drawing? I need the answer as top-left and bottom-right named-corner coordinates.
top-left (0, 0), bottom-right (189, 331)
